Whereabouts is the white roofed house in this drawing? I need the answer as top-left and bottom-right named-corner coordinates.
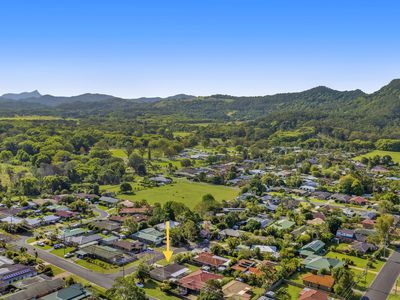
top-left (98, 196), bottom-right (120, 207)
top-left (251, 245), bottom-right (279, 258)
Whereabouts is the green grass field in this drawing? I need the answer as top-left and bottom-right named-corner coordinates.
top-left (106, 178), bottom-right (239, 209)
top-left (354, 150), bottom-right (400, 163)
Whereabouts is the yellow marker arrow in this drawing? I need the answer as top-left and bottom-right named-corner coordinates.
top-left (163, 221), bottom-right (174, 263)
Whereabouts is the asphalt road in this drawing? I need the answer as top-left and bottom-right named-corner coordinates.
top-left (12, 235), bottom-right (188, 299)
top-left (362, 250), bottom-right (400, 300)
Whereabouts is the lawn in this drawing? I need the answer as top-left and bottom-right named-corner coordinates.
top-left (184, 263), bottom-right (200, 273)
top-left (106, 178), bottom-right (239, 209)
top-left (50, 265), bottom-right (65, 276)
top-left (75, 258), bottom-right (119, 273)
top-left (326, 251), bottom-right (385, 272)
top-left (26, 237), bottom-right (37, 244)
top-left (354, 150), bottom-right (400, 163)
top-left (389, 294), bottom-right (400, 300)
top-left (35, 243), bottom-right (52, 250)
top-left (351, 268), bottom-right (377, 291)
top-left (50, 247), bottom-right (75, 258)
top-left (144, 279), bottom-right (181, 300)
top-left (67, 275), bottom-right (107, 295)
top-left (281, 283), bottom-right (302, 299)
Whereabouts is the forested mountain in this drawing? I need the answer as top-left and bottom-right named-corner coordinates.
top-left (0, 80), bottom-right (399, 138)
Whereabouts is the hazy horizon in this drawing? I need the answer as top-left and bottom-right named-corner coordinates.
top-left (1, 0), bottom-right (399, 98)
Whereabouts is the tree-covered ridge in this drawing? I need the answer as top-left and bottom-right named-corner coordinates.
top-left (0, 79), bottom-right (399, 140)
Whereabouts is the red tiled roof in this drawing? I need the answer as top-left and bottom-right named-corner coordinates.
top-left (120, 207), bottom-right (151, 214)
top-left (194, 252), bottom-right (229, 267)
top-left (55, 211), bottom-right (76, 218)
top-left (303, 273), bottom-right (335, 289)
top-left (247, 267), bottom-right (263, 277)
top-left (350, 196), bottom-right (368, 204)
top-left (298, 288), bottom-right (328, 300)
top-left (178, 270), bottom-right (223, 291)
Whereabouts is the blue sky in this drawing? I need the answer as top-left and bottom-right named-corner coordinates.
top-left (0, 0), bottom-right (399, 97)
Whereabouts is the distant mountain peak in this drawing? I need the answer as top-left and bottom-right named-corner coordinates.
top-left (1, 90), bottom-right (42, 100)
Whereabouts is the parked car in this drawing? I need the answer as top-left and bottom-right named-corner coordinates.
top-left (136, 283), bottom-right (144, 288)
top-left (54, 243), bottom-right (65, 249)
top-left (37, 242), bottom-right (45, 247)
top-left (64, 253), bottom-right (74, 258)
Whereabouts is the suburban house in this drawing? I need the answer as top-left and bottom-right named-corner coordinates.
top-left (65, 234), bottom-right (102, 247)
top-left (58, 228), bottom-right (86, 239)
top-left (98, 196), bottom-right (120, 207)
top-left (93, 220), bottom-right (120, 232)
top-left (271, 219), bottom-right (295, 231)
top-left (119, 207), bottom-right (151, 215)
top-left (177, 270), bottom-right (223, 294)
top-left (4, 278), bottom-right (65, 300)
top-left (222, 280), bottom-right (253, 300)
top-left (155, 221), bottom-right (180, 231)
top-left (299, 240), bottom-right (325, 257)
top-left (336, 229), bottom-right (355, 242)
top-left (231, 259), bottom-right (255, 273)
top-left (149, 263), bottom-right (190, 281)
top-left (302, 273), bottom-right (335, 291)
top-left (193, 252), bottom-right (230, 270)
top-left (148, 176), bottom-right (172, 185)
top-left (350, 196), bottom-right (368, 206)
top-left (298, 288), bottom-right (329, 300)
top-left (132, 228), bottom-right (164, 246)
top-left (219, 229), bottom-right (242, 239)
top-left (350, 241), bottom-right (378, 254)
top-left (302, 255), bottom-right (343, 272)
top-left (111, 240), bottom-right (145, 253)
top-left (0, 264), bottom-right (37, 289)
top-left (41, 283), bottom-right (92, 300)
top-left (54, 211), bottom-right (77, 220)
top-left (251, 245), bottom-right (279, 258)
top-left (361, 219), bottom-right (375, 229)
top-left (330, 193), bottom-right (351, 203)
top-left (76, 245), bottom-right (134, 266)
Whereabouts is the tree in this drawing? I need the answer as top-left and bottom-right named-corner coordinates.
top-left (199, 280), bottom-right (223, 300)
top-left (128, 153), bottom-right (146, 175)
top-left (19, 177), bottom-right (40, 196)
top-left (195, 194), bottom-right (220, 216)
top-left (333, 266), bottom-right (354, 297)
top-left (135, 263), bottom-right (150, 283)
top-left (180, 158), bottom-right (192, 167)
top-left (123, 217), bottom-right (139, 235)
top-left (376, 214), bottom-right (394, 244)
top-left (107, 276), bottom-right (147, 300)
top-left (326, 216), bottom-right (342, 235)
top-left (120, 182), bottom-right (133, 194)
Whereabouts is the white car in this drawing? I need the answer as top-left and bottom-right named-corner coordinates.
top-left (136, 283), bottom-right (144, 288)
top-left (37, 242), bottom-right (45, 247)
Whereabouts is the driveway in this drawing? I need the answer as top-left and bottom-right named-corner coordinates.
top-left (362, 250), bottom-right (400, 300)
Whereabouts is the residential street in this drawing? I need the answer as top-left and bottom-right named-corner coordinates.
top-left (362, 250), bottom-right (400, 300)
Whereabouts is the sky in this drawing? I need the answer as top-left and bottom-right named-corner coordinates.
top-left (0, 0), bottom-right (400, 98)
